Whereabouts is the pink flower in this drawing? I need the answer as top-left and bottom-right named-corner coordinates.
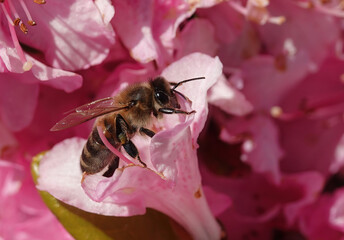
top-left (1, 0), bottom-right (115, 71)
top-left (276, 57), bottom-right (344, 175)
top-left (38, 53), bottom-right (225, 239)
top-left (200, 163), bottom-right (324, 238)
top-left (0, 159), bottom-right (73, 240)
top-left (0, 0), bottom-right (116, 131)
top-left (111, 0), bottom-right (221, 67)
top-left (299, 188), bottom-right (344, 239)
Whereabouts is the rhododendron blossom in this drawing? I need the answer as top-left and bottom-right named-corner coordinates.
top-left (2, 0), bottom-right (344, 239)
top-left (38, 53), bottom-right (225, 240)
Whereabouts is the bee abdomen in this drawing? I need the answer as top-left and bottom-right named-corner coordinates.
top-left (80, 127), bottom-right (116, 174)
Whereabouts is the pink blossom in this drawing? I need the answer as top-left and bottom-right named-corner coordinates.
top-left (299, 188), bottom-right (344, 239)
top-left (112, 0), bottom-right (221, 66)
top-left (200, 163), bottom-right (324, 238)
top-left (220, 115), bottom-right (283, 183)
top-left (0, 159), bottom-right (73, 240)
top-left (0, 0), bottom-right (116, 131)
top-left (38, 53), bottom-right (225, 239)
top-left (277, 57), bottom-right (344, 174)
top-left (1, 0), bottom-right (115, 71)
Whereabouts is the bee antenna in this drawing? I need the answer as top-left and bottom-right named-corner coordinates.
top-left (171, 77), bottom-right (205, 91)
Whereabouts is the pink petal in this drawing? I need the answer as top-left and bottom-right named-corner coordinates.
top-left (258, 0), bottom-right (340, 70)
top-left (0, 76), bottom-right (39, 131)
top-left (218, 23), bottom-right (261, 67)
top-left (113, 0), bottom-right (215, 66)
top-left (330, 190), bottom-right (344, 232)
top-left (16, 0), bottom-right (115, 71)
top-left (332, 134), bottom-right (344, 173)
top-left (221, 115), bottom-right (283, 183)
top-left (0, 159), bottom-right (73, 240)
top-left (208, 75), bottom-right (253, 116)
top-left (0, 30), bottom-right (82, 93)
top-left (174, 18), bottom-right (219, 59)
top-left (203, 185), bottom-right (232, 217)
top-left (82, 123), bottom-right (222, 239)
top-left (283, 172), bottom-right (325, 225)
top-left (197, 2), bottom-right (244, 45)
top-left (27, 55), bottom-right (83, 93)
top-left (0, 120), bottom-right (17, 157)
top-left (94, 0), bottom-right (115, 25)
top-left (241, 55), bottom-right (310, 110)
top-left (299, 189), bottom-right (344, 239)
top-left (112, 0), bottom-right (159, 63)
top-left (161, 52), bottom-right (223, 140)
top-left (278, 57), bottom-right (344, 174)
top-left (38, 138), bottom-right (134, 216)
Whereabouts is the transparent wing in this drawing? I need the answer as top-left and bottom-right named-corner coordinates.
top-left (51, 97), bottom-right (128, 131)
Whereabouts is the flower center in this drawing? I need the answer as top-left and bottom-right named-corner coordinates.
top-left (1, 0), bottom-right (45, 71)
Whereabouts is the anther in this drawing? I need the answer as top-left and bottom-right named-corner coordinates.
top-left (20, 22), bottom-right (28, 34)
top-left (33, 0), bottom-right (46, 4)
top-left (28, 20), bottom-right (36, 26)
top-left (23, 61), bottom-right (33, 71)
top-left (0, 0), bottom-right (5, 3)
top-left (13, 18), bottom-right (20, 26)
top-left (270, 106), bottom-right (283, 118)
top-left (268, 16), bottom-right (286, 25)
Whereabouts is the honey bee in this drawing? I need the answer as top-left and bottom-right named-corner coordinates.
top-left (51, 76), bottom-right (204, 177)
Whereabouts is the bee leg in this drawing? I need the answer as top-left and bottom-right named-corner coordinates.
top-left (139, 127), bottom-right (155, 138)
top-left (116, 114), bottom-right (147, 168)
top-left (123, 140), bottom-right (147, 168)
top-left (103, 156), bottom-right (120, 177)
top-left (158, 108), bottom-right (196, 115)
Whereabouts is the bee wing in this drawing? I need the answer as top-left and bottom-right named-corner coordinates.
top-left (51, 97), bottom-right (128, 131)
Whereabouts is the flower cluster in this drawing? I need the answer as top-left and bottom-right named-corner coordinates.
top-left (1, 0), bottom-right (344, 239)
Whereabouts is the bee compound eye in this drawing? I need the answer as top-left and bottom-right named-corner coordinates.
top-left (155, 91), bottom-right (169, 105)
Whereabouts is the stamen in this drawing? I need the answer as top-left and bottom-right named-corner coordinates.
top-left (271, 92), bottom-right (344, 121)
top-left (228, 0), bottom-right (286, 25)
top-left (247, 5), bottom-right (269, 25)
top-left (270, 106), bottom-right (305, 121)
top-left (2, 2), bottom-right (27, 63)
top-left (268, 16), bottom-right (286, 25)
top-left (1, 2), bottom-right (14, 25)
top-left (19, 0), bottom-right (36, 25)
top-left (0, 0), bottom-right (46, 71)
top-left (7, 0), bottom-right (20, 21)
top-left (309, 0), bottom-right (344, 18)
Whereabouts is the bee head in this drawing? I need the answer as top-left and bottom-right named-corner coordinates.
top-left (151, 77), bottom-right (180, 109)
top-left (150, 76), bottom-right (205, 110)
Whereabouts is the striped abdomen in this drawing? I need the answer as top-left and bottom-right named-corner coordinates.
top-left (80, 117), bottom-right (119, 175)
